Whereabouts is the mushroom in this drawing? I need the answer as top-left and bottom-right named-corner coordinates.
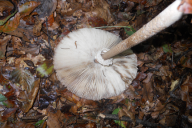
top-left (54, 0), bottom-right (183, 100)
top-left (54, 28), bottom-right (137, 100)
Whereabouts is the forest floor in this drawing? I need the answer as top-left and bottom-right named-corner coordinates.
top-left (0, 0), bottom-right (192, 128)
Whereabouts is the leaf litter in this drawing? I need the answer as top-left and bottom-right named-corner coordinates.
top-left (0, 0), bottom-right (192, 127)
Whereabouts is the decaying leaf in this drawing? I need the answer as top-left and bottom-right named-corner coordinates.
top-left (36, 60), bottom-right (54, 77)
top-left (11, 68), bottom-right (34, 92)
top-left (21, 79), bottom-right (40, 113)
top-left (0, 13), bottom-right (21, 33)
top-left (0, 35), bottom-right (11, 59)
top-left (19, 1), bottom-right (41, 17)
top-left (0, 0), bottom-right (16, 25)
top-left (0, 0), bottom-right (14, 16)
top-left (0, 1), bottom-right (40, 33)
top-left (33, 18), bottom-right (44, 36)
top-left (0, 0), bottom-right (191, 127)
top-left (4, 121), bottom-right (35, 128)
top-left (112, 108), bottom-right (127, 128)
top-left (162, 44), bottom-right (173, 53)
top-left (47, 108), bottom-right (65, 128)
top-left (1, 108), bottom-right (17, 122)
top-left (170, 79), bottom-right (179, 91)
top-left (0, 94), bottom-right (7, 102)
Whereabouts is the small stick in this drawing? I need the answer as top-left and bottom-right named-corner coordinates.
top-left (42, 29), bottom-right (55, 41)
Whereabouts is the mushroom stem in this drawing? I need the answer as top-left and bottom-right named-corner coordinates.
top-left (102, 0), bottom-right (183, 60)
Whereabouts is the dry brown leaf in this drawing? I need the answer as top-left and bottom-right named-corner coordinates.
top-left (4, 121), bottom-right (35, 128)
top-left (124, 85), bottom-right (141, 99)
top-left (33, 19), bottom-right (44, 36)
top-left (5, 28), bottom-right (30, 42)
top-left (180, 85), bottom-right (189, 101)
top-left (138, 110), bottom-right (144, 120)
top-left (153, 47), bottom-right (164, 60)
top-left (183, 76), bottom-right (192, 92)
top-left (159, 116), bottom-right (166, 125)
top-left (143, 72), bottom-right (153, 84)
top-left (118, 106), bottom-right (136, 124)
top-left (0, 0), bottom-right (14, 16)
top-left (61, 2), bottom-right (82, 16)
top-left (1, 108), bottom-right (17, 122)
top-left (137, 53), bottom-right (153, 62)
top-left (0, 35), bottom-right (11, 59)
top-left (151, 111), bottom-right (159, 119)
top-left (11, 68), bottom-right (34, 92)
top-left (170, 79), bottom-right (179, 92)
top-left (21, 79), bottom-right (40, 113)
top-left (154, 99), bottom-right (165, 111)
top-left (155, 66), bottom-right (172, 77)
top-left (142, 81), bottom-right (153, 102)
top-left (135, 72), bottom-right (147, 81)
top-left (47, 109), bottom-right (65, 128)
top-left (85, 122), bottom-right (96, 128)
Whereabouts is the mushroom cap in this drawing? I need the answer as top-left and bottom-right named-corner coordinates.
top-left (53, 28), bottom-right (137, 100)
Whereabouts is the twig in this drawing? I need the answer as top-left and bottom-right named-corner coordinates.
top-left (42, 29), bottom-right (55, 41)
top-left (98, 113), bottom-right (170, 128)
top-left (21, 115), bottom-right (44, 120)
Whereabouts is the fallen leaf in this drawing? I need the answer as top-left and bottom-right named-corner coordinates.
top-left (21, 79), bottom-right (40, 113)
top-left (36, 60), bottom-right (54, 77)
top-left (88, 17), bottom-right (107, 27)
top-left (0, 0), bottom-right (16, 25)
top-left (43, 13), bottom-right (54, 27)
top-left (0, 0), bottom-right (14, 17)
top-left (162, 44), bottom-right (173, 53)
top-left (1, 108), bottom-right (17, 122)
top-left (33, 18), bottom-right (44, 36)
top-left (151, 111), bottom-right (159, 119)
top-left (181, 57), bottom-right (192, 69)
top-left (143, 72), bottom-right (153, 84)
top-left (180, 85), bottom-right (189, 101)
top-left (4, 121), bottom-right (35, 128)
top-left (11, 68), bottom-right (34, 92)
top-left (19, 1), bottom-right (41, 17)
top-left (47, 108), bottom-right (65, 128)
top-left (142, 81), bottom-right (153, 102)
top-left (0, 35), bottom-right (11, 59)
top-left (0, 13), bottom-right (21, 33)
top-left (5, 28), bottom-right (30, 42)
top-left (170, 79), bottom-right (179, 91)
top-left (112, 108), bottom-right (126, 128)
top-left (22, 12), bottom-right (38, 25)
top-left (0, 94), bottom-right (7, 102)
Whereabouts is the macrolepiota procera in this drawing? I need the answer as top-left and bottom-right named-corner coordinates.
top-left (54, 0), bottom-right (183, 100)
